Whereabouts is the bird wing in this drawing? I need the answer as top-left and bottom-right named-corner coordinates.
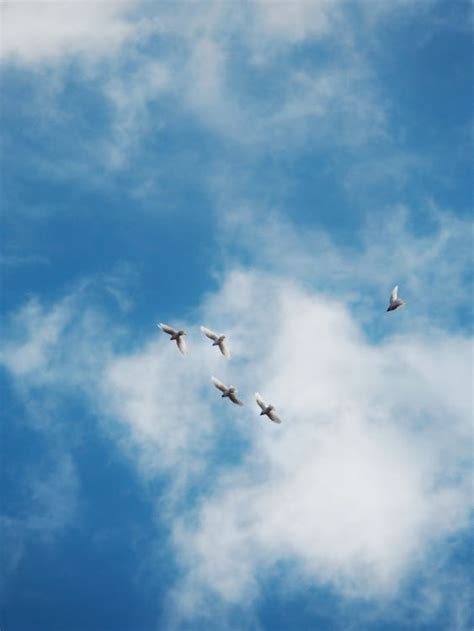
top-left (211, 376), bottom-right (228, 393)
top-left (268, 410), bottom-right (282, 424)
top-left (158, 322), bottom-right (177, 336)
top-left (229, 392), bottom-right (244, 406)
top-left (218, 340), bottom-right (231, 358)
top-left (177, 336), bottom-right (187, 355)
top-left (201, 326), bottom-right (219, 341)
top-left (389, 286), bottom-right (398, 304)
top-left (255, 392), bottom-right (267, 411)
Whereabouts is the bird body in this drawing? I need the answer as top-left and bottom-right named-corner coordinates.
top-left (157, 323), bottom-right (187, 354)
top-left (386, 285), bottom-right (405, 312)
top-left (201, 326), bottom-right (230, 358)
top-left (211, 377), bottom-right (243, 405)
top-left (255, 393), bottom-right (282, 424)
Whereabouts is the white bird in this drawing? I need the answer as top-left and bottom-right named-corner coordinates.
top-left (386, 285), bottom-right (405, 312)
top-left (211, 377), bottom-right (243, 406)
top-left (201, 326), bottom-right (231, 358)
top-left (255, 393), bottom-right (282, 424)
top-left (157, 323), bottom-right (187, 354)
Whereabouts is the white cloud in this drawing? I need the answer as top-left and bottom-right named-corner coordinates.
top-left (1, 297), bottom-right (72, 377)
top-left (1, 0), bottom-right (454, 179)
top-left (253, 0), bottom-right (333, 43)
top-left (165, 271), bottom-right (472, 617)
top-left (219, 205), bottom-right (473, 333)
top-left (100, 335), bottom-right (218, 485)
top-left (0, 0), bottom-right (138, 63)
top-left (0, 1), bottom-right (397, 177)
top-left (168, 2), bottom-right (386, 149)
top-left (1, 209), bottom-right (471, 625)
top-left (101, 59), bottom-right (170, 169)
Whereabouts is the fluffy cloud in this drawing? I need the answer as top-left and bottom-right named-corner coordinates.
top-left (1, 207), bottom-right (472, 626)
top-left (0, 0), bottom-right (139, 63)
top-left (169, 274), bottom-right (472, 616)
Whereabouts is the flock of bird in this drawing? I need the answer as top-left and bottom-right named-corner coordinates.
top-left (157, 285), bottom-right (405, 425)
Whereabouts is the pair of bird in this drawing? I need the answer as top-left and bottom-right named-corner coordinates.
top-left (210, 377), bottom-right (282, 424)
top-left (157, 323), bottom-right (282, 424)
top-left (157, 323), bottom-right (230, 357)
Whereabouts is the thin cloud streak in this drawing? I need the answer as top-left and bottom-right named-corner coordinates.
top-left (0, 1), bottom-right (414, 184)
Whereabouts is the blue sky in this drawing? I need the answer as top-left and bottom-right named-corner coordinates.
top-left (1, 2), bottom-right (473, 630)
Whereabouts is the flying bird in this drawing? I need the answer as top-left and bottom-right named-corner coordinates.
top-left (211, 377), bottom-right (243, 406)
top-left (201, 326), bottom-right (231, 358)
top-left (386, 285), bottom-right (405, 312)
top-left (255, 393), bottom-right (282, 424)
top-left (157, 323), bottom-right (187, 354)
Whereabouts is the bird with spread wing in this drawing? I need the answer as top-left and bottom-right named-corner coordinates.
top-left (200, 326), bottom-right (231, 358)
top-left (255, 393), bottom-right (282, 424)
top-left (211, 376), bottom-right (243, 406)
top-left (157, 323), bottom-right (187, 355)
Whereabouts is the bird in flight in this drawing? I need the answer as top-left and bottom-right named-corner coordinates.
top-left (201, 326), bottom-right (231, 358)
top-left (157, 323), bottom-right (187, 354)
top-left (386, 285), bottom-right (405, 312)
top-left (255, 393), bottom-right (282, 424)
top-left (211, 376), bottom-right (243, 405)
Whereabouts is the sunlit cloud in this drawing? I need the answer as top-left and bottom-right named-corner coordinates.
top-left (1, 204), bottom-right (471, 626)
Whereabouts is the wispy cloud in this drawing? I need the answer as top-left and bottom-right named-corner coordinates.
top-left (0, 251), bottom-right (50, 268)
top-left (1, 453), bottom-right (78, 576)
top-left (0, 1), bottom-right (419, 185)
top-left (218, 204), bottom-right (473, 334)
top-left (1, 204), bottom-right (471, 626)
top-left (2, 0), bottom-right (466, 248)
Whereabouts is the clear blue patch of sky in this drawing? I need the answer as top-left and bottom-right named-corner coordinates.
top-left (363, 0), bottom-right (472, 214)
